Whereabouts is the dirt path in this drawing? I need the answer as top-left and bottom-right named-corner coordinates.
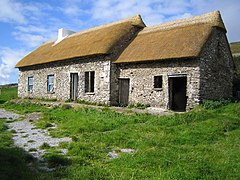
top-left (13, 99), bottom-right (172, 116)
top-left (0, 108), bottom-right (72, 171)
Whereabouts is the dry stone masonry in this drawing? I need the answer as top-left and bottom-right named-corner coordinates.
top-left (17, 11), bottom-right (234, 111)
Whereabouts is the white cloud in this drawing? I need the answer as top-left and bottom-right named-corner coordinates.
top-left (15, 25), bottom-right (49, 34)
top-left (0, 0), bottom-right (239, 85)
top-left (89, 0), bottom-right (239, 42)
top-left (13, 24), bottom-right (57, 48)
top-left (13, 33), bottom-right (49, 47)
top-left (60, 0), bottom-right (91, 17)
top-left (90, 0), bottom-right (193, 25)
top-left (0, 0), bottom-right (26, 24)
top-left (0, 48), bottom-right (28, 85)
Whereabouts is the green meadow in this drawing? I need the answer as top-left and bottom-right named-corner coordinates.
top-left (0, 87), bottom-right (240, 179)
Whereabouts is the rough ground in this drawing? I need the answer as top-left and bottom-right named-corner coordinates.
top-left (0, 108), bottom-right (72, 171)
top-left (12, 99), bottom-right (172, 116)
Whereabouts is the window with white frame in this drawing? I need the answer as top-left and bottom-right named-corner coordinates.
top-left (47, 75), bottom-right (54, 93)
top-left (28, 76), bottom-right (33, 93)
top-left (85, 71), bottom-right (95, 93)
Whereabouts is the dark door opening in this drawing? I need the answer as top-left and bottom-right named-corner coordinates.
top-left (119, 78), bottom-right (130, 106)
top-left (169, 76), bottom-right (187, 111)
top-left (70, 73), bottom-right (78, 101)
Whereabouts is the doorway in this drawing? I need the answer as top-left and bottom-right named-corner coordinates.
top-left (119, 78), bottom-right (130, 106)
top-left (70, 73), bottom-right (78, 101)
top-left (169, 76), bottom-right (187, 111)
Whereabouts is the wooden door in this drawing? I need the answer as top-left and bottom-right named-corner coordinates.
top-left (119, 78), bottom-right (130, 106)
top-left (70, 73), bottom-right (78, 101)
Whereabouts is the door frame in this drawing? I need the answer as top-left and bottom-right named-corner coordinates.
top-left (70, 73), bottom-right (79, 101)
top-left (118, 78), bottom-right (130, 106)
top-left (168, 74), bottom-right (187, 111)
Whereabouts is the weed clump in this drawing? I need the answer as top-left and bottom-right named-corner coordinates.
top-left (29, 148), bottom-right (37, 152)
top-left (128, 103), bottom-right (150, 109)
top-left (61, 104), bottom-right (73, 110)
top-left (44, 154), bottom-right (71, 167)
top-left (40, 142), bottom-right (51, 149)
top-left (202, 99), bottom-right (232, 110)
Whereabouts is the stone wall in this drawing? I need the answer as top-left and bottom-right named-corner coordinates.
top-left (199, 28), bottom-right (234, 100)
top-left (18, 28), bottom-right (233, 110)
top-left (113, 59), bottom-right (200, 109)
top-left (18, 57), bottom-right (112, 104)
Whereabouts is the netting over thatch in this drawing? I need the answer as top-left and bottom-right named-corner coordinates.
top-left (114, 11), bottom-right (226, 63)
top-left (16, 15), bottom-right (145, 68)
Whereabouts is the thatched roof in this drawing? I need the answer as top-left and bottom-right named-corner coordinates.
top-left (16, 11), bottom-right (226, 67)
top-left (16, 15), bottom-right (145, 68)
top-left (114, 11), bottom-right (226, 63)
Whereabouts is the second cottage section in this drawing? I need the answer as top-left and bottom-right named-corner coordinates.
top-left (16, 11), bottom-right (233, 111)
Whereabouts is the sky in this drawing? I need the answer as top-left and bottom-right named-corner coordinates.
top-left (0, 0), bottom-right (239, 85)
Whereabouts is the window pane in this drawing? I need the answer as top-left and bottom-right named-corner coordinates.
top-left (47, 75), bottom-right (54, 92)
top-left (29, 85), bottom-right (33, 92)
top-left (90, 71), bottom-right (95, 92)
top-left (48, 76), bottom-right (54, 83)
top-left (28, 77), bottom-right (33, 85)
top-left (85, 72), bottom-right (89, 92)
top-left (28, 77), bottom-right (33, 92)
top-left (154, 76), bottom-right (162, 88)
top-left (49, 85), bottom-right (54, 92)
top-left (85, 71), bottom-right (95, 93)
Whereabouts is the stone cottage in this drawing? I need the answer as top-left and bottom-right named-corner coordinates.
top-left (16, 11), bottom-right (233, 111)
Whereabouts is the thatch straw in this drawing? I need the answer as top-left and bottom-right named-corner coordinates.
top-left (142, 11), bottom-right (225, 33)
top-left (16, 15), bottom-right (145, 68)
top-left (114, 11), bottom-right (225, 63)
top-left (16, 11), bottom-right (225, 67)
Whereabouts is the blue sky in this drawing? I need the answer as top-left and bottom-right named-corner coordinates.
top-left (0, 0), bottom-right (239, 85)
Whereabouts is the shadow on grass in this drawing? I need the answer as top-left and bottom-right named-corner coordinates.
top-left (0, 146), bottom-right (71, 180)
top-left (0, 100), bottom-right (6, 104)
top-left (0, 146), bottom-right (41, 180)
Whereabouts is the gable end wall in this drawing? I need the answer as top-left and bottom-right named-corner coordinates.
top-left (199, 28), bottom-right (234, 100)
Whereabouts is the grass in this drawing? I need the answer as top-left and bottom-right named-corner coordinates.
top-left (230, 41), bottom-right (240, 54)
top-left (127, 102), bottom-right (150, 109)
top-left (2, 101), bottom-right (239, 179)
top-left (0, 87), bottom-right (17, 104)
top-left (40, 142), bottom-right (51, 149)
top-left (0, 120), bottom-right (51, 179)
top-left (0, 87), bottom-right (240, 179)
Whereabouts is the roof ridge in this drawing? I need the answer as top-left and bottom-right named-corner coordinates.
top-left (140, 11), bottom-right (225, 34)
top-left (68, 14), bottom-right (145, 38)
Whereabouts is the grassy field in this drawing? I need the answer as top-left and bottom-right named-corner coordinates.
top-left (230, 41), bottom-right (240, 54)
top-left (0, 87), bottom-right (240, 179)
top-left (234, 56), bottom-right (240, 75)
top-left (0, 120), bottom-right (45, 179)
top-left (0, 86), bottom-right (17, 104)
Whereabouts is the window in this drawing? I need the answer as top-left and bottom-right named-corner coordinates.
top-left (47, 75), bottom-right (54, 93)
top-left (28, 76), bottom-right (33, 92)
top-left (85, 71), bottom-right (95, 93)
top-left (154, 76), bottom-right (162, 89)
